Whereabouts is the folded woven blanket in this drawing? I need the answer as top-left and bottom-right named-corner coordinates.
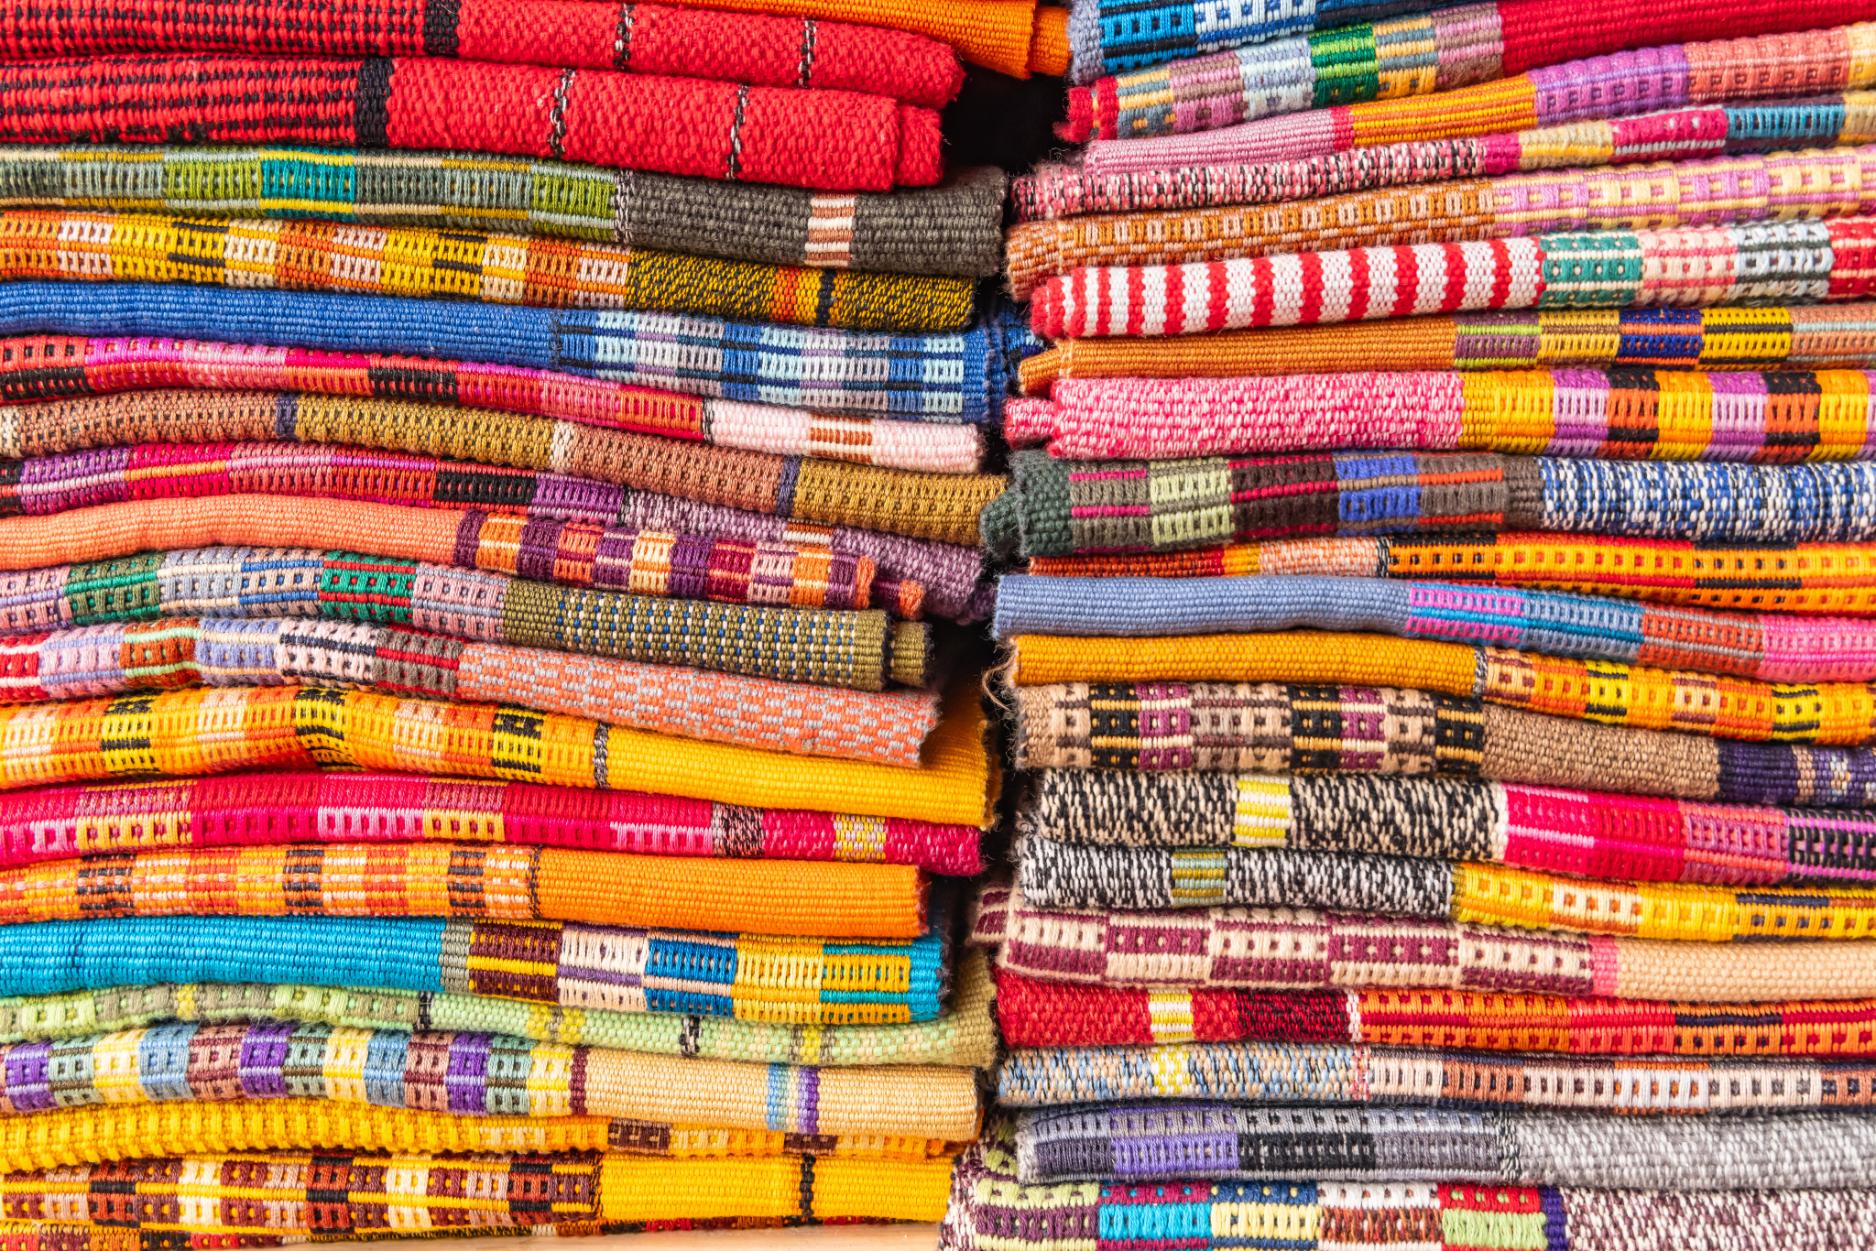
top-left (0, 681), bottom-right (995, 826)
top-left (0, 147), bottom-right (1009, 277)
top-left (1029, 532), bottom-right (1876, 618)
top-left (0, 909), bottom-right (950, 1022)
top-left (656, 0), bottom-right (1070, 78)
top-left (0, 55), bottom-right (942, 193)
top-left (1009, 369), bottom-right (1876, 462)
top-left (995, 575), bottom-right (1876, 681)
top-left (0, 425), bottom-right (1000, 549)
top-left (0, 618), bottom-right (938, 756)
top-left (1, 1148), bottom-right (955, 1234)
top-left (997, 1043), bottom-right (1876, 1114)
top-left (0, 335), bottom-right (983, 474)
top-left (1064, 0), bottom-right (1447, 81)
top-left (0, 210), bottom-right (976, 333)
top-left (1015, 837), bottom-right (1876, 939)
top-left (0, 771), bottom-right (980, 874)
top-left (1010, 682), bottom-right (1876, 809)
top-left (1010, 148), bottom-right (1876, 296)
top-left (1014, 1105), bottom-right (1876, 1187)
top-left (942, 1125), bottom-right (1876, 1251)
top-left (0, 495), bottom-right (983, 623)
top-left (1018, 94), bottom-right (1876, 221)
top-left (994, 969), bottom-right (1876, 1055)
top-left (0, 841), bottom-right (928, 938)
top-left (989, 451), bottom-right (1876, 558)
top-left (1085, 24), bottom-right (1876, 173)
top-left (1018, 306), bottom-right (1876, 392)
top-left (0, 283), bottom-right (1025, 423)
top-left (0, 947), bottom-right (998, 1067)
top-left (1065, 0), bottom-right (1876, 141)
top-left (1021, 771), bottom-right (1876, 887)
top-left (0, 0), bottom-right (964, 106)
top-left (973, 881), bottom-right (1876, 999)
top-left (0, 1021), bottom-right (978, 1141)
top-left (1032, 218), bottom-right (1876, 339)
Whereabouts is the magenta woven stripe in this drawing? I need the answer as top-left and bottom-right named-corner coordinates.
top-left (1005, 370), bottom-right (1876, 463)
top-left (1032, 219), bottom-right (1876, 339)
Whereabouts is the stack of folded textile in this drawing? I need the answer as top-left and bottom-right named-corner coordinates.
top-left (949, 0), bottom-right (1876, 1247)
top-left (0, 1), bottom-right (1031, 1241)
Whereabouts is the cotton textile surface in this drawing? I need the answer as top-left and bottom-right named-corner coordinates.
top-left (0, 0), bottom-right (966, 106)
top-left (0, 209), bottom-right (978, 332)
top-left (1019, 771), bottom-right (1876, 887)
top-left (992, 969), bottom-right (1876, 1055)
top-left (1012, 1104), bottom-right (1876, 1187)
top-left (941, 1124), bottom-right (1876, 1251)
top-left (1018, 305), bottom-right (1876, 391)
top-left (0, 55), bottom-right (944, 192)
top-left (1065, 0), bottom-right (1452, 81)
top-left (1062, 0), bottom-right (1876, 142)
top-left (0, 147), bottom-right (1010, 277)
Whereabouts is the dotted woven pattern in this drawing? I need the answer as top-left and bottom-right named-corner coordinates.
top-left (0, 54), bottom-right (944, 192)
top-left (1064, 0), bottom-right (1876, 141)
top-left (1083, 24), bottom-right (1876, 173)
top-left (0, 948), bottom-right (998, 1068)
top-left (0, 334), bottom-right (984, 475)
top-left (1019, 771), bottom-right (1876, 887)
top-left (0, 209), bottom-right (976, 332)
top-left (993, 968), bottom-right (1876, 1055)
top-left (1016, 94), bottom-right (1876, 220)
top-left (0, 680), bottom-right (997, 827)
top-left (1027, 532), bottom-right (1876, 617)
top-left (0, 910), bottom-right (951, 1024)
top-left (1031, 218), bottom-right (1876, 339)
top-left (0, 771), bottom-right (980, 875)
top-left (1066, 0), bottom-right (1446, 81)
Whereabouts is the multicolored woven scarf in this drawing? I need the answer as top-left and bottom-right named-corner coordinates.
top-left (994, 575), bottom-right (1876, 681)
top-left (1017, 94), bottom-right (1876, 220)
top-left (0, 147), bottom-right (1009, 277)
top-left (1008, 683), bottom-right (1876, 810)
top-left (973, 882), bottom-right (1876, 999)
top-left (1008, 148), bottom-right (1876, 296)
top-left (1032, 218), bottom-right (1876, 338)
top-left (0, 210), bottom-right (976, 332)
top-left (0, 1148), bottom-right (955, 1235)
top-left (1013, 836), bottom-right (1876, 939)
top-left (0, 334), bottom-right (984, 474)
top-left (0, 54), bottom-right (944, 192)
top-left (0, 948), bottom-right (998, 1067)
top-left (1084, 23), bottom-right (1876, 172)
top-left (1010, 368), bottom-right (1876, 462)
top-left (0, 495), bottom-right (983, 624)
top-left (0, 771), bottom-right (980, 874)
top-left (0, 283), bottom-right (1023, 423)
top-left (0, 424), bottom-right (1000, 548)
top-left (0, 841), bottom-right (932, 938)
top-left (1064, 0), bottom-right (1447, 81)
top-left (941, 1125), bottom-right (1876, 1251)
top-left (0, 1020), bottom-right (977, 1141)
top-left (1018, 306), bottom-right (1876, 392)
top-left (993, 968), bottom-right (1876, 1055)
top-left (988, 451), bottom-right (1876, 558)
top-left (0, 681), bottom-right (997, 826)
top-left (1027, 532), bottom-right (1876, 617)
top-left (0, 0), bottom-right (965, 106)
top-left (1019, 771), bottom-right (1876, 886)
top-left (0, 545), bottom-right (929, 689)
top-left (996, 1042), bottom-right (1876, 1114)
top-left (1064, 0), bottom-right (1876, 141)
top-left (0, 910), bottom-right (951, 1022)
top-left (1012, 1104), bottom-right (1876, 1187)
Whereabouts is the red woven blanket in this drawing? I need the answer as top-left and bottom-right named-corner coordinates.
top-left (0, 0), bottom-right (963, 106)
top-left (0, 54), bottom-right (943, 191)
